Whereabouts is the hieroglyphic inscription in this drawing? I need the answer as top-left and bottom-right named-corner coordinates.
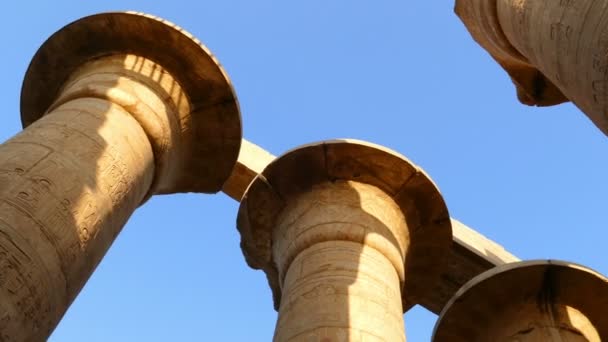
top-left (593, 80), bottom-right (607, 105)
top-left (0, 217), bottom-right (48, 335)
top-left (591, 38), bottom-right (608, 107)
top-left (0, 110), bottom-right (122, 294)
top-left (592, 51), bottom-right (608, 75)
top-left (0, 142), bottom-right (52, 175)
top-left (49, 106), bottom-right (134, 207)
top-left (550, 22), bottom-right (572, 41)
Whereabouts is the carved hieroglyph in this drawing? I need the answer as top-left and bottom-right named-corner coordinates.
top-left (455, 0), bottom-right (608, 135)
top-left (433, 260), bottom-right (608, 341)
top-left (0, 12), bottom-right (241, 340)
top-left (238, 140), bottom-right (452, 341)
top-left (223, 140), bottom-right (520, 314)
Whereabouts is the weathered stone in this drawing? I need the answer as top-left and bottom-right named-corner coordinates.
top-left (456, 0), bottom-right (608, 135)
top-left (237, 139), bottom-right (452, 341)
top-left (433, 260), bottom-right (608, 341)
top-left (224, 139), bottom-right (519, 314)
top-left (0, 12), bottom-right (241, 340)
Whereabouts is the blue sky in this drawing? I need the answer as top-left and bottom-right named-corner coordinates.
top-left (2, 2), bottom-right (607, 341)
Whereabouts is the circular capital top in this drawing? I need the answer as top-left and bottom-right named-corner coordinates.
top-left (237, 139), bottom-right (452, 310)
top-left (433, 260), bottom-right (608, 341)
top-left (21, 12), bottom-right (242, 193)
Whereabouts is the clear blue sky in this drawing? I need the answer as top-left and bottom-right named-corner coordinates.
top-left (1, 2), bottom-right (607, 341)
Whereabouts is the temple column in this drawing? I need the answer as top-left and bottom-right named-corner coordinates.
top-left (455, 0), bottom-right (608, 135)
top-left (0, 12), bottom-right (241, 341)
top-left (237, 140), bottom-right (452, 341)
top-left (433, 260), bottom-right (608, 341)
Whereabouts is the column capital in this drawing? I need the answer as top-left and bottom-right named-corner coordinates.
top-left (20, 12), bottom-right (242, 194)
top-left (237, 139), bottom-right (452, 310)
top-left (433, 260), bottom-right (608, 341)
top-left (455, 0), bottom-right (566, 106)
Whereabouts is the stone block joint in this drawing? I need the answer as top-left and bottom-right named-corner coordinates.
top-left (0, 12), bottom-right (242, 340)
top-left (237, 139), bottom-right (452, 341)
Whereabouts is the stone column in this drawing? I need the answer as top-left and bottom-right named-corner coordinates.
top-left (455, 0), bottom-right (608, 135)
top-left (0, 12), bottom-right (241, 341)
top-left (433, 260), bottom-right (608, 341)
top-left (237, 140), bottom-right (452, 341)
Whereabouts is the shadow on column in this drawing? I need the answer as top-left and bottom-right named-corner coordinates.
top-left (432, 260), bottom-right (608, 341)
top-left (0, 12), bottom-right (241, 341)
top-left (237, 139), bottom-right (452, 341)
